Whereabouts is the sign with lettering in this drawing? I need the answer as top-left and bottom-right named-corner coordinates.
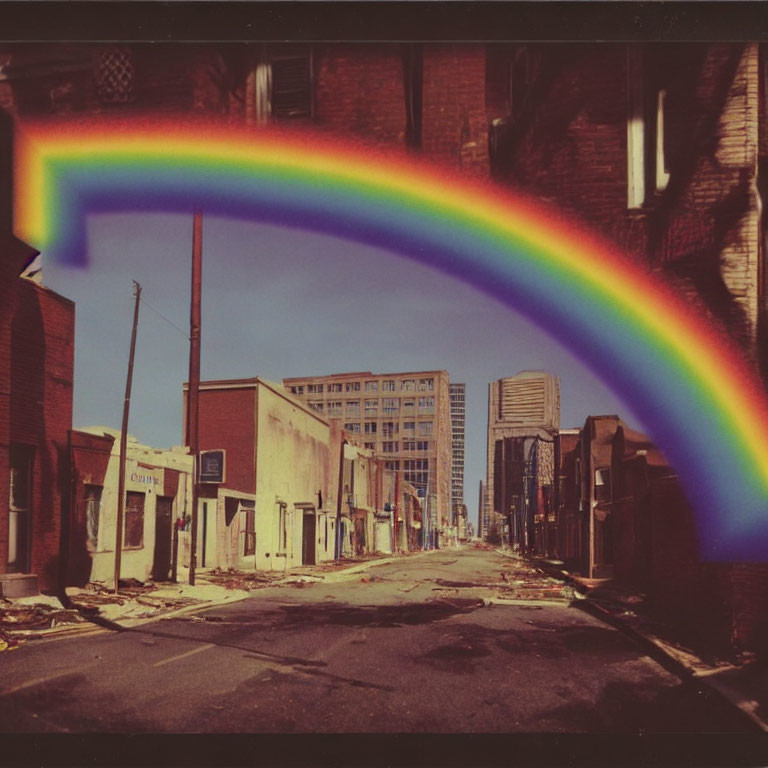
top-left (199, 450), bottom-right (225, 484)
top-left (130, 471), bottom-right (158, 486)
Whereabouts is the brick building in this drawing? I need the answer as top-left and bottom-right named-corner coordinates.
top-left (1, 41), bottom-right (763, 362)
top-left (484, 371), bottom-right (559, 546)
top-left (555, 417), bottom-right (768, 658)
top-left (0, 250), bottom-right (74, 596)
top-left (183, 377), bottom-right (330, 572)
top-left (487, 42), bottom-right (768, 373)
top-left (283, 370), bottom-right (453, 546)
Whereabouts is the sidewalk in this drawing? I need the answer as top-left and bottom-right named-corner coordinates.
top-left (524, 551), bottom-right (768, 732)
top-left (0, 550), bottom-right (422, 648)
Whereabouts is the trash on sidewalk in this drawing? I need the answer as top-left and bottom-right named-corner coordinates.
top-left (0, 626), bottom-right (24, 652)
top-left (2, 596), bottom-right (88, 632)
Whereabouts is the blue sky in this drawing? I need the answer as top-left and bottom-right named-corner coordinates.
top-left (44, 212), bottom-right (646, 529)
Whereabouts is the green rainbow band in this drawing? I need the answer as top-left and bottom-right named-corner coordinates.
top-left (14, 117), bottom-right (768, 560)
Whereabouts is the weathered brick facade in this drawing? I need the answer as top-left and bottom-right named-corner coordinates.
top-left (0, 276), bottom-right (74, 591)
top-left (422, 45), bottom-right (489, 176)
top-left (490, 42), bottom-right (764, 359)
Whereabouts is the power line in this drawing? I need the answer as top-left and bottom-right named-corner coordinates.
top-left (141, 296), bottom-right (188, 339)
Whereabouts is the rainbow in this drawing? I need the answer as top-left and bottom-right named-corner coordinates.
top-left (13, 117), bottom-right (768, 561)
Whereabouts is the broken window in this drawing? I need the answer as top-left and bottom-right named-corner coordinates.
top-left (345, 400), bottom-right (360, 417)
top-left (418, 396), bottom-right (434, 414)
top-left (327, 401), bottom-right (342, 417)
top-left (400, 379), bottom-right (416, 391)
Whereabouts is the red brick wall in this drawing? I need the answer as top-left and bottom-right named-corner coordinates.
top-left (193, 386), bottom-right (257, 495)
top-left (730, 563), bottom-right (768, 656)
top-left (314, 44), bottom-right (407, 146)
top-left (422, 45), bottom-right (489, 176)
top-left (503, 45), bottom-right (629, 239)
top-left (499, 43), bottom-right (760, 354)
top-left (1, 279), bottom-right (74, 590)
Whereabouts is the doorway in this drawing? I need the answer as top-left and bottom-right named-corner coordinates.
top-left (199, 500), bottom-right (218, 568)
top-left (152, 496), bottom-right (173, 581)
top-left (8, 444), bottom-right (33, 573)
top-left (302, 511), bottom-right (316, 565)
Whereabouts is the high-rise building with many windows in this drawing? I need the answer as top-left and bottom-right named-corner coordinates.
top-left (449, 383), bottom-right (466, 520)
top-left (283, 370), bottom-right (453, 535)
top-left (484, 371), bottom-right (560, 542)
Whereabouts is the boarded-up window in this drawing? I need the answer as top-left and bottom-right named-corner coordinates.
top-left (124, 491), bottom-right (145, 548)
top-left (85, 485), bottom-right (102, 552)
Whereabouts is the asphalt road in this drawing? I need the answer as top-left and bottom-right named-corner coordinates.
top-left (0, 547), bottom-right (751, 733)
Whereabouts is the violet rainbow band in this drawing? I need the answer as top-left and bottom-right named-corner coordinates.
top-left (13, 117), bottom-right (768, 561)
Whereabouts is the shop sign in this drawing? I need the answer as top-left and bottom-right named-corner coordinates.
top-left (199, 450), bottom-right (226, 484)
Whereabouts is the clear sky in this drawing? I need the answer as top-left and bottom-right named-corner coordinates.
top-left (43, 212), bottom-right (647, 530)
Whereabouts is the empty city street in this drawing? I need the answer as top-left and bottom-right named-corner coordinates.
top-left (0, 547), bottom-right (750, 734)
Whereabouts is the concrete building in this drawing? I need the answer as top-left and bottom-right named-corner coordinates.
top-left (485, 372), bottom-right (560, 549)
top-left (185, 378), bottom-right (331, 573)
top-left (283, 370), bottom-right (453, 546)
top-left (68, 428), bottom-right (193, 586)
top-left (449, 382), bottom-right (466, 521)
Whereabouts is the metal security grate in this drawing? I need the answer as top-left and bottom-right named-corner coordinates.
top-left (95, 46), bottom-right (135, 104)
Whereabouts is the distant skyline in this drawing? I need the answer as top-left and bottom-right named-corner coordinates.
top-left (44, 212), bottom-right (647, 529)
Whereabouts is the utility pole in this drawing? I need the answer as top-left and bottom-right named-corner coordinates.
top-left (187, 212), bottom-right (202, 586)
top-left (114, 280), bottom-right (141, 594)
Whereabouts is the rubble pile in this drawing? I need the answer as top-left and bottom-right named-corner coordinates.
top-left (1, 597), bottom-right (86, 633)
top-left (496, 563), bottom-right (574, 601)
top-left (205, 568), bottom-right (284, 591)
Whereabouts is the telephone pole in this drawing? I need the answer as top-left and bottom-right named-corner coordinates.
top-left (187, 212), bottom-right (202, 586)
top-left (114, 280), bottom-right (141, 594)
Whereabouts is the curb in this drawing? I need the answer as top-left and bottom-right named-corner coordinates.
top-left (507, 554), bottom-right (768, 733)
top-left (5, 550), bottom-right (437, 641)
top-left (574, 599), bottom-right (767, 733)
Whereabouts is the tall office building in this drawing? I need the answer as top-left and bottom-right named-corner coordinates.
top-left (283, 370), bottom-right (453, 530)
top-left (449, 383), bottom-right (466, 520)
top-left (485, 372), bottom-right (560, 543)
